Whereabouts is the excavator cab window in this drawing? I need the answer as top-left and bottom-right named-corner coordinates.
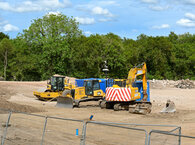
top-left (84, 81), bottom-right (93, 96)
top-left (114, 80), bottom-right (126, 87)
top-left (84, 80), bottom-right (100, 96)
top-left (93, 80), bottom-right (100, 91)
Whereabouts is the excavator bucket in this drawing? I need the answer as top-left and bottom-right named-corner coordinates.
top-left (129, 103), bottom-right (152, 115)
top-left (56, 90), bottom-right (73, 108)
top-left (161, 100), bottom-right (176, 113)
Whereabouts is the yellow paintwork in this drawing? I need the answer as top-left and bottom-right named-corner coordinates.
top-left (64, 79), bottom-right (76, 90)
top-left (126, 62), bottom-right (147, 101)
top-left (74, 87), bottom-right (86, 100)
top-left (65, 86), bottom-right (105, 100)
top-left (33, 91), bottom-right (62, 100)
top-left (130, 87), bottom-right (140, 100)
top-left (93, 89), bottom-right (105, 97)
top-left (33, 77), bottom-right (75, 100)
top-left (47, 84), bottom-right (51, 90)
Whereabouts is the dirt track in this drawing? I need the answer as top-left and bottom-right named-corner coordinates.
top-left (0, 81), bottom-right (195, 145)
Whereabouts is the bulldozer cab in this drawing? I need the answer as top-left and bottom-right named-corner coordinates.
top-left (113, 79), bottom-right (126, 87)
top-left (50, 76), bottom-right (65, 92)
top-left (84, 80), bottom-right (100, 96)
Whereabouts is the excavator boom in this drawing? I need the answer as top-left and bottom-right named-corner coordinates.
top-left (127, 62), bottom-right (148, 101)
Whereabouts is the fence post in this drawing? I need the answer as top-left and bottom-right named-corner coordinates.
top-left (147, 131), bottom-right (152, 145)
top-left (80, 121), bottom-right (87, 145)
top-left (178, 127), bottom-right (181, 145)
top-left (144, 131), bottom-right (148, 145)
top-left (40, 116), bottom-right (48, 145)
top-left (1, 111), bottom-right (12, 145)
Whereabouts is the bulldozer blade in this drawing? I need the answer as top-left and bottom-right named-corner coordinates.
top-left (56, 97), bottom-right (73, 108)
top-left (161, 100), bottom-right (176, 113)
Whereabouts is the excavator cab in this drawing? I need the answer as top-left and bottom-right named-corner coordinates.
top-left (113, 79), bottom-right (126, 88)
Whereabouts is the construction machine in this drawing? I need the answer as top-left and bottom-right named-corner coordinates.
top-left (100, 62), bottom-right (152, 114)
top-left (33, 74), bottom-right (75, 101)
top-left (56, 79), bottom-right (105, 108)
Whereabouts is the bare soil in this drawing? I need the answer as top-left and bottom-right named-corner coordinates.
top-left (0, 81), bottom-right (195, 145)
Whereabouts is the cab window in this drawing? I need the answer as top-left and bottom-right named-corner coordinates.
top-left (93, 81), bottom-right (100, 90)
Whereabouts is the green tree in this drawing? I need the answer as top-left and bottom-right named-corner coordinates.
top-left (18, 13), bottom-right (81, 80)
top-left (0, 38), bottom-right (13, 80)
top-left (136, 35), bottom-right (175, 79)
top-left (0, 32), bottom-right (9, 41)
top-left (172, 33), bottom-right (195, 79)
top-left (70, 35), bottom-right (105, 78)
top-left (70, 33), bottom-right (126, 78)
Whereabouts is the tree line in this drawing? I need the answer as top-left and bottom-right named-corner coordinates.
top-left (0, 13), bottom-right (194, 81)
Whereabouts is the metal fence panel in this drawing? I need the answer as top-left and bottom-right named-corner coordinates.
top-left (0, 110), bottom-right (11, 145)
top-left (42, 117), bottom-right (83, 145)
top-left (84, 122), bottom-right (147, 145)
top-left (148, 127), bottom-right (181, 145)
top-left (181, 137), bottom-right (195, 145)
top-left (1, 109), bottom-right (195, 145)
top-left (149, 132), bottom-right (179, 145)
top-left (3, 113), bottom-right (45, 145)
top-left (148, 129), bottom-right (195, 145)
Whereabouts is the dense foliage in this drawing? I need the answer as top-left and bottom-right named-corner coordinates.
top-left (0, 14), bottom-right (194, 80)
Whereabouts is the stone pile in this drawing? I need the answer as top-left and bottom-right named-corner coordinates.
top-left (149, 79), bottom-right (176, 89)
top-left (149, 79), bottom-right (195, 89)
top-left (175, 79), bottom-right (195, 89)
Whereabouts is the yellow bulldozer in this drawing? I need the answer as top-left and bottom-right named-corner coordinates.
top-left (33, 74), bottom-right (75, 101)
top-left (56, 79), bottom-right (105, 108)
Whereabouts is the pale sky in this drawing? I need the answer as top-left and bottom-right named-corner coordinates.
top-left (0, 0), bottom-right (195, 39)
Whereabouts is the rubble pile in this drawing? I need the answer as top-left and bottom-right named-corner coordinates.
top-left (149, 79), bottom-right (176, 89)
top-left (175, 79), bottom-right (195, 89)
top-left (149, 79), bottom-right (195, 89)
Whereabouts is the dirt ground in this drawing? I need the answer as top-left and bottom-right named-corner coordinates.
top-left (0, 81), bottom-right (195, 145)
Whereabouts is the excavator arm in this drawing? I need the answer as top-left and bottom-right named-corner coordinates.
top-left (127, 62), bottom-right (148, 101)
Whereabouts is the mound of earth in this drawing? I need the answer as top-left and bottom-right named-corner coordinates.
top-left (0, 81), bottom-right (43, 114)
top-left (0, 98), bottom-right (41, 114)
